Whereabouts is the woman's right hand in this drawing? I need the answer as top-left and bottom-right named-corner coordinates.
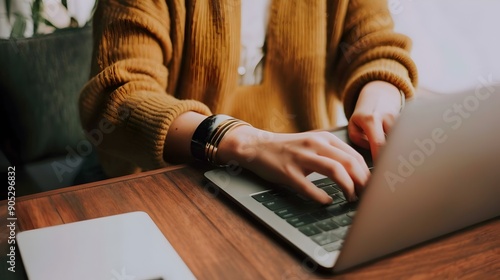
top-left (217, 125), bottom-right (371, 204)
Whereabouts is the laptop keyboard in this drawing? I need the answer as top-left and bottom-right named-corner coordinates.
top-left (251, 178), bottom-right (358, 252)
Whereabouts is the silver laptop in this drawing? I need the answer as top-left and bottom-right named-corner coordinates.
top-left (17, 211), bottom-right (196, 280)
top-left (205, 85), bottom-right (500, 271)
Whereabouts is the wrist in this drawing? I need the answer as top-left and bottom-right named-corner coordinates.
top-left (216, 125), bottom-right (262, 168)
top-left (190, 114), bottom-right (253, 166)
top-left (356, 81), bottom-right (401, 114)
top-left (164, 111), bottom-right (206, 163)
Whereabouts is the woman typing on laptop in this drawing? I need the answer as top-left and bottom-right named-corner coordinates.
top-left (79, 0), bottom-right (418, 204)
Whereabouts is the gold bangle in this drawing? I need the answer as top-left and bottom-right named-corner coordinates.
top-left (204, 119), bottom-right (251, 167)
top-left (205, 119), bottom-right (239, 164)
top-left (206, 120), bottom-right (249, 166)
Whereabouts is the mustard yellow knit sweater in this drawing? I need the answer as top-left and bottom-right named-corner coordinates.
top-left (79, 0), bottom-right (418, 177)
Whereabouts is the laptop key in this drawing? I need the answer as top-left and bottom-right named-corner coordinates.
top-left (286, 214), bottom-right (316, 227)
top-left (310, 209), bottom-right (335, 221)
top-left (311, 231), bottom-right (341, 246)
top-left (298, 225), bottom-right (322, 236)
top-left (314, 219), bottom-right (339, 231)
top-left (320, 186), bottom-right (339, 195)
top-left (272, 189), bottom-right (294, 198)
top-left (331, 183), bottom-right (341, 192)
top-left (251, 191), bottom-right (276, 202)
top-left (312, 178), bottom-right (336, 188)
top-left (323, 240), bottom-right (343, 252)
top-left (274, 207), bottom-right (303, 219)
top-left (262, 199), bottom-right (289, 211)
top-left (331, 226), bottom-right (350, 239)
top-left (346, 211), bottom-right (356, 218)
top-left (330, 194), bottom-right (346, 204)
top-left (325, 202), bottom-right (350, 216)
top-left (332, 214), bottom-right (352, 227)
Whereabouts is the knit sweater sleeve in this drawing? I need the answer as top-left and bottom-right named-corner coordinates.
top-left (79, 0), bottom-right (211, 176)
top-left (334, 0), bottom-right (418, 119)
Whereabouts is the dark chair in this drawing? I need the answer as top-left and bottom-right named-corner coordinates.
top-left (0, 26), bottom-right (105, 198)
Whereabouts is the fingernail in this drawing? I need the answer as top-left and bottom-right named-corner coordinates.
top-left (322, 190), bottom-right (333, 204)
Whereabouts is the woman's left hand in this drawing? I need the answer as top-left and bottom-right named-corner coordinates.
top-left (348, 81), bottom-right (404, 161)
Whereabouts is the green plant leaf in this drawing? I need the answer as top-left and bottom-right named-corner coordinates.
top-left (62, 0), bottom-right (68, 9)
top-left (31, 0), bottom-right (42, 35)
top-left (5, 0), bottom-right (11, 21)
top-left (10, 14), bottom-right (27, 38)
top-left (42, 18), bottom-right (57, 29)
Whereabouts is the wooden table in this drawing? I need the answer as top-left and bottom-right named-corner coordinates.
top-left (1, 164), bottom-right (499, 279)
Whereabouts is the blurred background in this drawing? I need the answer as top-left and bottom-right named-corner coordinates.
top-left (2, 0), bottom-right (499, 91)
top-left (0, 0), bottom-right (95, 37)
top-left (392, 0), bottom-right (500, 94)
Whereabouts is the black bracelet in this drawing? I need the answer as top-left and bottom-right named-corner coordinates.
top-left (190, 114), bottom-right (232, 161)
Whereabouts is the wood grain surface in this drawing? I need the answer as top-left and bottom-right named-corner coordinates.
top-left (1, 165), bottom-right (499, 280)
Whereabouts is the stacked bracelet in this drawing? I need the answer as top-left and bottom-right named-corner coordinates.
top-left (191, 114), bottom-right (251, 166)
top-left (205, 118), bottom-right (250, 166)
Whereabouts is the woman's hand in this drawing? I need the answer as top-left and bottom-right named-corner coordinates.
top-left (217, 126), bottom-right (371, 204)
top-left (348, 81), bottom-right (403, 161)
